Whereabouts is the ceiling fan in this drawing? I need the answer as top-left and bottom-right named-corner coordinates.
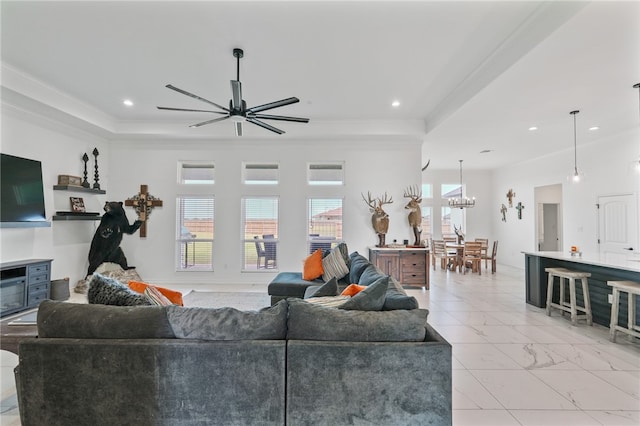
top-left (157, 48), bottom-right (309, 136)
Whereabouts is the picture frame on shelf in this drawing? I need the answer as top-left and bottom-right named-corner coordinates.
top-left (70, 197), bottom-right (86, 213)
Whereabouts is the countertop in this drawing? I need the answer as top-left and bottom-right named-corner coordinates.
top-left (523, 251), bottom-right (640, 273)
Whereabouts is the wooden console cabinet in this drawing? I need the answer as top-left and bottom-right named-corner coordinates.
top-left (369, 247), bottom-right (430, 289)
top-left (0, 259), bottom-right (52, 317)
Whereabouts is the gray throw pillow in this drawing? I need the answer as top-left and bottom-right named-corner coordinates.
top-left (383, 276), bottom-right (419, 310)
top-left (287, 299), bottom-right (428, 342)
top-left (322, 248), bottom-right (350, 281)
top-left (335, 242), bottom-right (350, 267)
top-left (348, 252), bottom-right (372, 283)
top-left (37, 300), bottom-right (175, 339)
top-left (340, 275), bottom-right (388, 311)
top-left (167, 300), bottom-right (287, 340)
top-left (304, 277), bottom-right (339, 299)
top-left (87, 273), bottom-right (151, 306)
top-left (358, 264), bottom-right (385, 286)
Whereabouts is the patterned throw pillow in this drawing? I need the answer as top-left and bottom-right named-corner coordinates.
top-left (87, 273), bottom-right (151, 306)
top-left (144, 286), bottom-right (174, 306)
top-left (322, 247), bottom-right (349, 281)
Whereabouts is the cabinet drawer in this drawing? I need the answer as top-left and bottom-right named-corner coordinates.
top-left (29, 273), bottom-right (50, 285)
top-left (401, 272), bottom-right (426, 285)
top-left (28, 281), bottom-right (49, 294)
top-left (27, 290), bottom-right (48, 307)
top-left (28, 263), bottom-right (50, 275)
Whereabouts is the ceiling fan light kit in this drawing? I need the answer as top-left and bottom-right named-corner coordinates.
top-left (448, 159), bottom-right (476, 209)
top-left (157, 48), bottom-right (309, 136)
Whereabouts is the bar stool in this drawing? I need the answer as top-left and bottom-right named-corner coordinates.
top-left (607, 280), bottom-right (640, 342)
top-left (545, 267), bottom-right (592, 326)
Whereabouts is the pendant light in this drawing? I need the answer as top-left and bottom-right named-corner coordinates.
top-left (634, 83), bottom-right (640, 173)
top-left (568, 110), bottom-right (584, 183)
top-left (448, 160), bottom-right (475, 209)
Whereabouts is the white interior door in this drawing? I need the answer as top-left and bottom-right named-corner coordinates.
top-left (598, 194), bottom-right (638, 256)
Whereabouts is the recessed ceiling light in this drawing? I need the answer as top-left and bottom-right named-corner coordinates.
top-left (528, 126), bottom-right (538, 131)
top-left (589, 126), bottom-right (599, 131)
top-left (391, 100), bottom-right (400, 108)
top-left (123, 99), bottom-right (134, 107)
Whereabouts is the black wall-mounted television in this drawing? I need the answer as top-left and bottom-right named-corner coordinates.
top-left (1, 153), bottom-right (49, 227)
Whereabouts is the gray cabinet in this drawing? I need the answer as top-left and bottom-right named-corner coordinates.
top-left (1, 259), bottom-right (52, 317)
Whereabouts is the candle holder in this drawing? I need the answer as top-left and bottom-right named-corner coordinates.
top-left (81, 153), bottom-right (90, 188)
top-left (92, 148), bottom-right (101, 190)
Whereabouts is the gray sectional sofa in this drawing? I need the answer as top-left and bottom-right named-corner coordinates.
top-left (16, 297), bottom-right (452, 425)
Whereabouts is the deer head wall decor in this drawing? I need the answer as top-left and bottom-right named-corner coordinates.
top-left (404, 185), bottom-right (423, 246)
top-left (362, 191), bottom-right (393, 247)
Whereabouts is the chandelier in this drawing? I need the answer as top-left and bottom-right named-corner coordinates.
top-left (449, 160), bottom-right (475, 209)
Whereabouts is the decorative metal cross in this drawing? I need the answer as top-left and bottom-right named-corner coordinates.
top-left (500, 204), bottom-right (507, 222)
top-left (125, 184), bottom-right (163, 238)
top-left (506, 188), bottom-right (516, 207)
top-left (516, 202), bottom-right (525, 220)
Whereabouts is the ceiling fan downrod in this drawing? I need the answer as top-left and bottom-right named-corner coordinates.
top-left (233, 48), bottom-right (243, 81)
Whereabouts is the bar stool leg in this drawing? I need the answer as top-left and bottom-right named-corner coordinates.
top-left (628, 291), bottom-right (636, 342)
top-left (610, 288), bottom-right (620, 342)
top-left (546, 273), bottom-right (554, 316)
top-left (581, 277), bottom-right (592, 326)
top-left (569, 277), bottom-right (578, 326)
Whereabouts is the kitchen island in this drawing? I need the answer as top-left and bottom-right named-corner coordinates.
top-left (524, 251), bottom-right (640, 327)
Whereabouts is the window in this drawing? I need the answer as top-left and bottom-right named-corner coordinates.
top-left (421, 183), bottom-right (432, 199)
top-left (421, 206), bottom-right (432, 242)
top-left (176, 196), bottom-right (214, 271)
top-left (308, 198), bottom-right (343, 254)
top-left (441, 206), bottom-right (464, 238)
top-left (242, 197), bottom-right (278, 270)
top-left (243, 163), bottom-right (279, 185)
top-left (308, 162), bottom-right (344, 185)
top-left (179, 162), bottom-right (214, 184)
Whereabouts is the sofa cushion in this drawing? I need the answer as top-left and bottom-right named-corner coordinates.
top-left (321, 247), bottom-right (349, 281)
top-left (88, 273), bottom-right (151, 306)
top-left (303, 249), bottom-right (324, 281)
top-left (304, 277), bottom-right (339, 299)
top-left (383, 277), bottom-right (419, 310)
top-left (286, 299), bottom-right (428, 341)
top-left (37, 300), bottom-right (175, 339)
top-left (340, 274), bottom-right (388, 311)
top-left (348, 252), bottom-right (371, 283)
top-left (129, 280), bottom-right (184, 306)
top-left (268, 272), bottom-right (322, 298)
top-left (167, 300), bottom-right (288, 340)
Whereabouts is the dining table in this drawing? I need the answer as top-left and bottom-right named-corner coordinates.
top-left (445, 242), bottom-right (465, 272)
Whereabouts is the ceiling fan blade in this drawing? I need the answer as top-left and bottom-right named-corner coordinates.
top-left (246, 117), bottom-right (285, 134)
top-left (235, 121), bottom-right (243, 137)
top-left (166, 84), bottom-right (230, 112)
top-left (188, 115), bottom-right (230, 128)
top-left (246, 97), bottom-right (300, 113)
top-left (230, 80), bottom-right (243, 110)
top-left (157, 106), bottom-right (226, 114)
top-left (249, 113), bottom-right (309, 123)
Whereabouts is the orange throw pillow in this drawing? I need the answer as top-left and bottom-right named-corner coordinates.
top-left (341, 284), bottom-right (366, 297)
top-left (128, 281), bottom-right (184, 306)
top-left (303, 249), bottom-right (324, 281)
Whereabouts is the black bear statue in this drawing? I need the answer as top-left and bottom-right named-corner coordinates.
top-left (87, 201), bottom-right (142, 276)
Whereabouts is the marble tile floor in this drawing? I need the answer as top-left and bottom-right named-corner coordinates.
top-left (1, 264), bottom-right (638, 425)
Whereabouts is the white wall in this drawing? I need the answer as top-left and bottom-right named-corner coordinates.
top-left (492, 128), bottom-right (640, 269)
top-left (108, 138), bottom-right (422, 285)
top-left (0, 104), bottom-right (110, 283)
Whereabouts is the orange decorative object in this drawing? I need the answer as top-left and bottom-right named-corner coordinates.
top-left (340, 284), bottom-right (366, 297)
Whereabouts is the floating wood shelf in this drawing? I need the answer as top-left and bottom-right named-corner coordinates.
top-left (53, 185), bottom-right (106, 194)
top-left (52, 215), bottom-right (101, 221)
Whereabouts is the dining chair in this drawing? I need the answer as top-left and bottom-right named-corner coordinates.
top-left (254, 236), bottom-right (266, 269)
top-left (481, 240), bottom-right (498, 274)
top-left (463, 241), bottom-right (483, 275)
top-left (475, 238), bottom-right (489, 267)
top-left (431, 239), bottom-right (455, 271)
top-left (262, 234), bottom-right (277, 269)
